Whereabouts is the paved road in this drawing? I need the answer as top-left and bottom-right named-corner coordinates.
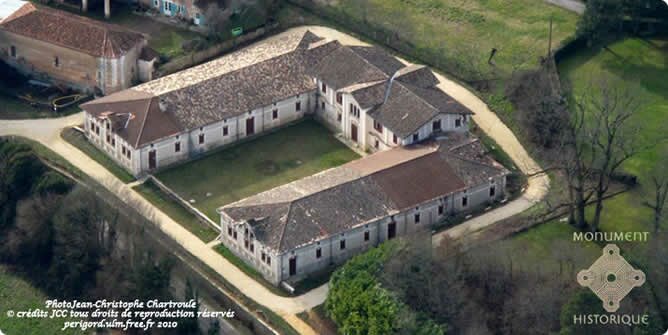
top-left (545, 0), bottom-right (585, 14)
top-left (0, 26), bottom-right (549, 335)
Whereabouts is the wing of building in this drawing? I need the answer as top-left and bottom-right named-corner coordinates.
top-left (80, 30), bottom-right (474, 176)
top-left (219, 135), bottom-right (509, 285)
top-left (0, 0), bottom-right (155, 93)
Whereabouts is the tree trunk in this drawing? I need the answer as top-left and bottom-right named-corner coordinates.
top-left (591, 190), bottom-right (605, 232)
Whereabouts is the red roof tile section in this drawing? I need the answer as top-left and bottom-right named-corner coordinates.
top-left (0, 5), bottom-right (145, 58)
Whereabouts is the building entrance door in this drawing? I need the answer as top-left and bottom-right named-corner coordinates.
top-left (388, 222), bottom-right (396, 240)
top-left (289, 257), bottom-right (297, 276)
top-left (246, 117), bottom-right (255, 136)
top-left (351, 124), bottom-right (358, 143)
top-left (148, 150), bottom-right (156, 170)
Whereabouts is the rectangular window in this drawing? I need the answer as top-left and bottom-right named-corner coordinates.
top-left (432, 119), bottom-right (441, 131)
top-left (462, 196), bottom-right (468, 207)
top-left (272, 109), bottom-right (278, 119)
top-left (198, 133), bottom-right (205, 144)
top-left (438, 205), bottom-right (444, 215)
top-left (228, 227), bottom-right (233, 236)
top-left (111, 138), bottom-right (115, 147)
top-left (261, 252), bottom-right (266, 262)
top-left (414, 213), bottom-right (420, 224)
top-left (337, 113), bottom-right (342, 122)
top-left (412, 133), bottom-right (419, 142)
top-left (127, 150), bottom-right (131, 159)
top-left (373, 120), bottom-right (383, 133)
top-left (174, 142), bottom-right (181, 152)
top-left (10, 45), bottom-right (16, 57)
top-left (490, 186), bottom-right (496, 197)
top-left (340, 239), bottom-right (346, 250)
top-left (223, 126), bottom-right (228, 136)
top-left (106, 134), bottom-right (111, 143)
top-left (266, 256), bottom-right (271, 265)
top-left (122, 146), bottom-right (126, 155)
top-left (364, 231), bottom-right (370, 241)
top-left (393, 134), bottom-right (398, 144)
top-left (53, 56), bottom-right (59, 67)
top-left (316, 248), bottom-right (322, 259)
top-left (233, 231), bottom-right (237, 239)
top-left (250, 243), bottom-right (254, 253)
top-left (350, 105), bottom-right (359, 118)
top-left (455, 118), bottom-right (462, 128)
top-left (295, 101), bottom-right (301, 111)
top-left (321, 82), bottom-right (326, 93)
top-left (336, 93), bottom-right (343, 105)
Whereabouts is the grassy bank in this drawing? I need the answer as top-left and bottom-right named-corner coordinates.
top-left (133, 179), bottom-right (219, 242)
top-left (61, 128), bottom-right (136, 183)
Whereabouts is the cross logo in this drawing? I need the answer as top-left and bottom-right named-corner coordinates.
top-left (577, 244), bottom-right (645, 313)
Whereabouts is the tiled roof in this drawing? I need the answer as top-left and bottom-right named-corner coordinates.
top-left (83, 30), bottom-right (320, 147)
top-left (0, 5), bottom-right (145, 58)
top-left (221, 135), bottom-right (508, 253)
top-left (159, 51), bottom-right (315, 130)
top-left (81, 90), bottom-right (181, 147)
top-left (310, 44), bottom-right (391, 90)
top-left (82, 29), bottom-right (474, 148)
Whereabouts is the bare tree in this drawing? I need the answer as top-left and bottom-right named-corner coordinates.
top-left (643, 151), bottom-right (668, 232)
top-left (575, 77), bottom-right (647, 231)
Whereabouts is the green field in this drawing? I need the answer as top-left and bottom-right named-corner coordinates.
top-left (291, 0), bottom-right (578, 77)
top-left (155, 120), bottom-right (360, 220)
top-left (558, 37), bottom-right (668, 235)
top-left (0, 266), bottom-right (85, 335)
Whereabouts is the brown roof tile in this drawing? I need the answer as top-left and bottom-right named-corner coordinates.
top-left (0, 5), bottom-right (145, 58)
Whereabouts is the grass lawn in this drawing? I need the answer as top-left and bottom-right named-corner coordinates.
top-left (61, 128), bottom-right (136, 183)
top-left (558, 37), bottom-right (668, 235)
top-left (288, 0), bottom-right (577, 77)
top-left (155, 119), bottom-right (360, 220)
top-left (133, 179), bottom-right (220, 242)
top-left (107, 9), bottom-right (201, 59)
top-left (0, 266), bottom-right (85, 335)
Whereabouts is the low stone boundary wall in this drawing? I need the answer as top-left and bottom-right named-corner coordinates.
top-left (147, 175), bottom-right (221, 232)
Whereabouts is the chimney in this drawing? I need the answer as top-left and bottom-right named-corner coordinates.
top-left (158, 98), bottom-right (168, 112)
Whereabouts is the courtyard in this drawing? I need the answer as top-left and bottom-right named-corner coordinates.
top-left (153, 119), bottom-right (360, 220)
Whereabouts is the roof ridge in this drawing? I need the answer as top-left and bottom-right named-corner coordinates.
top-left (348, 45), bottom-right (400, 80)
top-left (277, 202), bottom-right (293, 254)
top-left (442, 140), bottom-right (507, 172)
top-left (134, 97), bottom-right (153, 147)
top-left (278, 146), bottom-right (438, 207)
